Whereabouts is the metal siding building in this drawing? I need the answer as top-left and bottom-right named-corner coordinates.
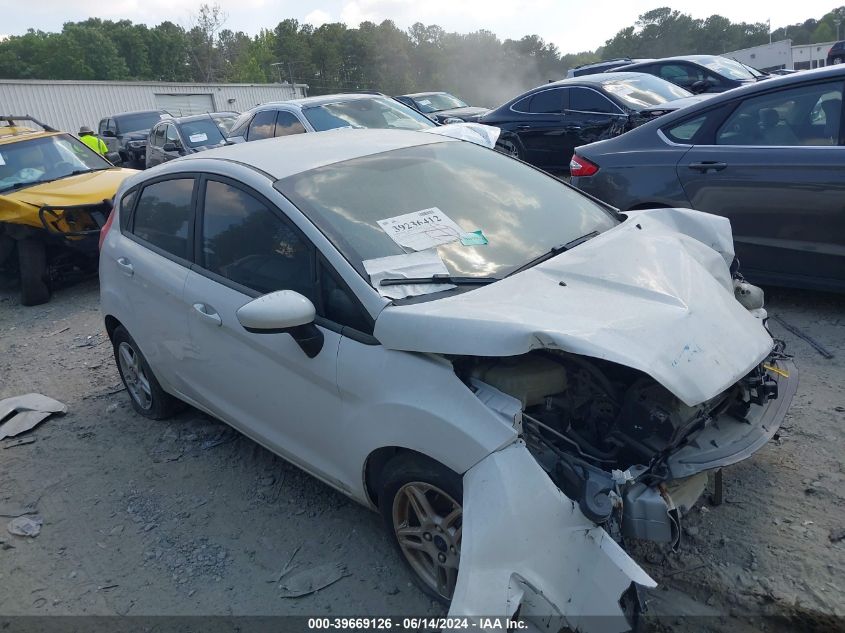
top-left (0, 80), bottom-right (308, 133)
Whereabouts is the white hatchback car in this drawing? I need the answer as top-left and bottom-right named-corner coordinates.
top-left (100, 129), bottom-right (796, 631)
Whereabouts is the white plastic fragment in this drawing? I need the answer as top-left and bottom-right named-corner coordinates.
top-left (7, 515), bottom-right (43, 538)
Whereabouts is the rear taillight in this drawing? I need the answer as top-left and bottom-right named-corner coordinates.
top-left (99, 209), bottom-right (115, 251)
top-left (569, 154), bottom-right (599, 177)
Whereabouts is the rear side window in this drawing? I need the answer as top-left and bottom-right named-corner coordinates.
top-left (118, 189), bottom-right (138, 232)
top-left (132, 179), bottom-right (195, 260)
top-left (275, 111), bottom-right (306, 137)
top-left (528, 89), bottom-right (563, 114)
top-left (247, 110), bottom-right (277, 141)
top-left (717, 81), bottom-right (843, 146)
top-left (200, 180), bottom-right (315, 297)
top-left (569, 88), bottom-right (619, 114)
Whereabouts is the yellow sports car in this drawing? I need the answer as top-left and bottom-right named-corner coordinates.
top-left (0, 116), bottom-right (137, 305)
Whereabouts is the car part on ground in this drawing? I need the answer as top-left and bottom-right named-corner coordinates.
top-left (479, 72), bottom-right (701, 172)
top-left (570, 64), bottom-right (845, 292)
top-left (0, 116), bottom-right (138, 304)
top-left (100, 129), bottom-right (796, 629)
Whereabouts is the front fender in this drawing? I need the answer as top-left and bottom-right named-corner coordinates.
top-left (449, 441), bottom-right (655, 633)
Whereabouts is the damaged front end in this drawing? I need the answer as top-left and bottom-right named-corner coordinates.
top-left (449, 343), bottom-right (796, 631)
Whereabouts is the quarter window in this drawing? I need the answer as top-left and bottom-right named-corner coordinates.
top-left (275, 111), bottom-right (306, 137)
top-left (569, 88), bottom-right (619, 114)
top-left (132, 179), bottom-right (195, 260)
top-left (717, 81), bottom-right (843, 146)
top-left (200, 180), bottom-right (314, 297)
top-left (528, 89), bottom-right (564, 114)
top-left (665, 114), bottom-right (709, 143)
top-left (247, 110), bottom-right (277, 141)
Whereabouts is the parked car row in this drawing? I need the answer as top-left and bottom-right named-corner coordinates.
top-left (569, 64), bottom-right (845, 292)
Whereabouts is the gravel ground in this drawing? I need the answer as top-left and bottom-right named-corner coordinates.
top-left (0, 277), bottom-right (843, 632)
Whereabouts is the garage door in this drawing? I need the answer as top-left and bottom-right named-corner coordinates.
top-left (154, 94), bottom-right (216, 116)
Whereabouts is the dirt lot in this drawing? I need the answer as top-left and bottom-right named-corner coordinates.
top-left (1, 277), bottom-right (843, 632)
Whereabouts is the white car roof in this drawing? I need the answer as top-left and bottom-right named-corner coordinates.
top-left (183, 129), bottom-right (454, 180)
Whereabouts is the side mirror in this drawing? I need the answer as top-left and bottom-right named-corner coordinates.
top-left (440, 117), bottom-right (464, 125)
top-left (101, 130), bottom-right (116, 138)
top-left (105, 152), bottom-right (122, 165)
top-left (162, 142), bottom-right (179, 152)
top-left (236, 290), bottom-right (324, 358)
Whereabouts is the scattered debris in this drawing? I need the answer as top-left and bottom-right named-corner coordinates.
top-left (201, 429), bottom-right (238, 450)
top-left (82, 385), bottom-right (126, 400)
top-left (7, 515), bottom-right (43, 537)
top-left (0, 393), bottom-right (67, 440)
top-left (0, 503), bottom-right (37, 518)
top-left (830, 528), bottom-right (845, 543)
top-left (268, 545), bottom-right (301, 583)
top-left (47, 326), bottom-right (70, 336)
top-left (3, 436), bottom-right (36, 449)
top-left (771, 315), bottom-right (834, 359)
top-left (279, 562), bottom-right (348, 598)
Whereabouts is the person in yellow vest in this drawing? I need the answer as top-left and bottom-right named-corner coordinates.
top-left (78, 126), bottom-right (109, 155)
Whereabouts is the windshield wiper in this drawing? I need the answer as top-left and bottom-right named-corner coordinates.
top-left (380, 275), bottom-right (498, 287)
top-left (507, 230), bottom-right (601, 277)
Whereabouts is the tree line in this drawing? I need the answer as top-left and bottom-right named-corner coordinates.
top-left (0, 5), bottom-right (842, 107)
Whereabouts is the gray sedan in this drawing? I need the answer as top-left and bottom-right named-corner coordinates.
top-left (570, 64), bottom-right (845, 292)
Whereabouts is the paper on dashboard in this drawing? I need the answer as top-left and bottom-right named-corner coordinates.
top-left (363, 250), bottom-right (456, 299)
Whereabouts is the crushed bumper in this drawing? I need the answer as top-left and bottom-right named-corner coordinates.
top-left (665, 357), bottom-right (797, 479)
top-left (449, 441), bottom-right (655, 633)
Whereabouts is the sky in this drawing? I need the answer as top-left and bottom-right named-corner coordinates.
top-left (0, 0), bottom-right (838, 53)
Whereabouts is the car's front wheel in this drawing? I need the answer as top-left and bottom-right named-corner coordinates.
top-left (379, 454), bottom-right (463, 604)
top-left (112, 325), bottom-right (180, 419)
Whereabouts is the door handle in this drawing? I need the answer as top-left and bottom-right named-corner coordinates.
top-left (688, 161), bottom-right (728, 172)
top-left (515, 124), bottom-right (530, 130)
top-left (116, 257), bottom-right (134, 276)
top-left (192, 303), bottom-right (222, 326)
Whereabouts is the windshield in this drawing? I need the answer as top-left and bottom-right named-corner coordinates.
top-left (303, 97), bottom-right (435, 132)
top-left (0, 134), bottom-right (110, 194)
top-left (178, 118), bottom-right (227, 148)
top-left (412, 93), bottom-right (469, 113)
top-left (602, 75), bottom-right (691, 109)
top-left (212, 114), bottom-right (238, 134)
top-left (276, 140), bottom-right (618, 292)
top-left (700, 56), bottom-right (756, 81)
top-left (118, 112), bottom-right (166, 133)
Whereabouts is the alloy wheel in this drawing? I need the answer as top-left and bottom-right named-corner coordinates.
top-left (117, 341), bottom-right (153, 410)
top-left (392, 481), bottom-right (462, 600)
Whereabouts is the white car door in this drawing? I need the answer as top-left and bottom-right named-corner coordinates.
top-left (111, 176), bottom-right (197, 395)
top-left (181, 176), bottom-right (348, 489)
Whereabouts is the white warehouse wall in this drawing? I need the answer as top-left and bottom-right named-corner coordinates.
top-left (0, 80), bottom-right (308, 133)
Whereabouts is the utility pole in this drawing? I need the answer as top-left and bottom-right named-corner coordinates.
top-left (835, 18), bottom-right (842, 42)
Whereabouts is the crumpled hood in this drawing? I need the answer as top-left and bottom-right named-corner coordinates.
top-left (0, 168), bottom-right (137, 227)
top-left (373, 207), bottom-right (774, 407)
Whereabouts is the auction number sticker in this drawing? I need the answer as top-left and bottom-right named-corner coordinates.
top-left (377, 207), bottom-right (463, 251)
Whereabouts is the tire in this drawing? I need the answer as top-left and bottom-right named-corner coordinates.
top-left (495, 135), bottom-right (524, 160)
top-left (379, 454), bottom-right (463, 604)
top-left (111, 325), bottom-right (180, 420)
top-left (17, 238), bottom-right (51, 306)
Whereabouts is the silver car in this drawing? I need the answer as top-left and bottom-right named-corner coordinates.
top-left (226, 93), bottom-right (436, 143)
top-left (99, 129), bottom-right (796, 630)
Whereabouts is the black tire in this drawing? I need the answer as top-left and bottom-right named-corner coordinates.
top-left (379, 453), bottom-right (463, 604)
top-left (495, 134), bottom-right (524, 160)
top-left (17, 238), bottom-right (51, 306)
top-left (111, 325), bottom-right (180, 420)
